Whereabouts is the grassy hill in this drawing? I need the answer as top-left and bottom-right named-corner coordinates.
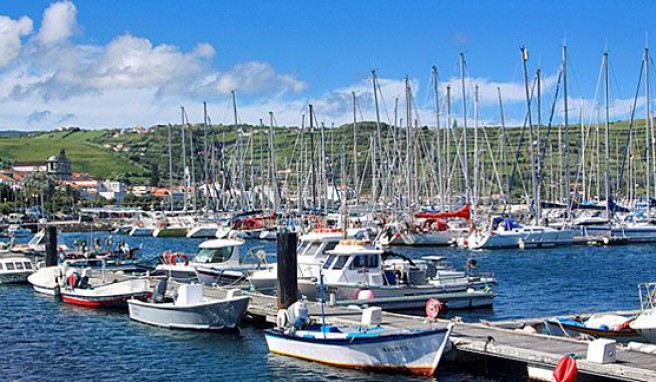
top-left (0, 118), bottom-right (650, 203)
top-left (0, 129), bottom-right (144, 179)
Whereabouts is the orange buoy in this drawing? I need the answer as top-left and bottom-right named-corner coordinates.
top-left (553, 356), bottom-right (577, 382)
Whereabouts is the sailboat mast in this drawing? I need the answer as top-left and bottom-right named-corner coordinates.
top-left (167, 123), bottom-right (174, 213)
top-left (309, 105), bottom-right (317, 209)
top-left (460, 53), bottom-right (471, 205)
top-left (536, 69), bottom-right (542, 222)
top-left (232, 90), bottom-right (248, 211)
top-left (203, 102), bottom-right (209, 211)
top-left (405, 76), bottom-right (413, 210)
top-left (563, 45), bottom-right (572, 218)
top-left (645, 47), bottom-right (652, 220)
top-left (497, 87), bottom-right (508, 205)
top-left (473, 85), bottom-right (480, 206)
top-left (269, 112), bottom-right (279, 211)
top-left (520, 47), bottom-right (538, 222)
top-left (352, 92), bottom-right (359, 202)
top-left (603, 52), bottom-right (611, 220)
top-left (446, 85), bottom-right (452, 209)
top-left (432, 66), bottom-right (445, 211)
top-left (181, 107), bottom-right (188, 212)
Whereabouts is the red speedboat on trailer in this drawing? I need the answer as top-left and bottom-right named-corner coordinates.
top-left (59, 269), bottom-right (153, 308)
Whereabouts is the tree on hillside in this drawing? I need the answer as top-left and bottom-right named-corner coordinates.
top-left (149, 163), bottom-right (160, 187)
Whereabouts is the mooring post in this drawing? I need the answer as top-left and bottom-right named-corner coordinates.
top-left (276, 231), bottom-right (298, 309)
top-left (45, 225), bottom-right (58, 266)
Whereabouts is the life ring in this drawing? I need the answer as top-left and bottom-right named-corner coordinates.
top-left (164, 252), bottom-right (189, 266)
top-left (136, 220), bottom-right (144, 228)
top-left (425, 298), bottom-right (445, 319)
top-left (157, 221), bottom-right (166, 229)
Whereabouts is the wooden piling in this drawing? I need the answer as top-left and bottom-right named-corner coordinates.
top-left (45, 225), bottom-right (58, 266)
top-left (276, 231), bottom-right (298, 309)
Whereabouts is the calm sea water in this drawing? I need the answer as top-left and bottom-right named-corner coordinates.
top-left (2, 232), bottom-right (654, 381)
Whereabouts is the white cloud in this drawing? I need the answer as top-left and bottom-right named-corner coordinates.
top-left (0, 15), bottom-right (32, 68)
top-left (36, 1), bottom-right (77, 45)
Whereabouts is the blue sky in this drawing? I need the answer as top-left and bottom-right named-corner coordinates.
top-left (0, 1), bottom-right (655, 130)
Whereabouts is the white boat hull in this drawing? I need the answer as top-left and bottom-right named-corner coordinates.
top-left (264, 325), bottom-right (453, 376)
top-left (0, 271), bottom-right (32, 284)
top-left (468, 228), bottom-right (575, 249)
top-left (128, 296), bottom-right (250, 330)
top-left (129, 226), bottom-right (154, 237)
top-left (187, 226), bottom-right (219, 238)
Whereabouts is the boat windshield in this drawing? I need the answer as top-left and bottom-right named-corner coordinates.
top-left (300, 242), bottom-right (320, 257)
top-left (323, 255), bottom-right (336, 269)
top-left (350, 254), bottom-right (379, 269)
top-left (194, 247), bottom-right (234, 264)
top-left (332, 256), bottom-right (348, 270)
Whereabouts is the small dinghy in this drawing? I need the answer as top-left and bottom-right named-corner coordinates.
top-left (545, 314), bottom-right (641, 343)
top-left (60, 269), bottom-right (152, 308)
top-left (128, 281), bottom-right (251, 330)
top-left (264, 302), bottom-right (453, 376)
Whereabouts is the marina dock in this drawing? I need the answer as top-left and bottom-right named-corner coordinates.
top-left (203, 286), bottom-right (656, 381)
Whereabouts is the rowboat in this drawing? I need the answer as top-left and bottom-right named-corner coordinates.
top-left (128, 282), bottom-right (250, 330)
top-left (264, 303), bottom-right (453, 376)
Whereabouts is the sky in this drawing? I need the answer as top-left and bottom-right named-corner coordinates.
top-left (0, 1), bottom-right (655, 131)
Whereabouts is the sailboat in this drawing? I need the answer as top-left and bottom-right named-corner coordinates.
top-left (376, 204), bottom-right (471, 246)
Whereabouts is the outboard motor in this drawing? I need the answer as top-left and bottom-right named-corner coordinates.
top-left (150, 279), bottom-right (168, 303)
top-left (287, 301), bottom-right (309, 329)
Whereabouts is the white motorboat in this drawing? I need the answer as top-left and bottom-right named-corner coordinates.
top-left (128, 282), bottom-right (250, 330)
top-left (264, 303), bottom-right (454, 376)
top-left (465, 217), bottom-right (575, 250)
top-left (247, 228), bottom-right (369, 292)
top-left (28, 264), bottom-right (66, 295)
top-left (156, 238), bottom-right (270, 285)
top-left (59, 269), bottom-right (152, 308)
top-left (0, 254), bottom-right (34, 284)
top-left (297, 240), bottom-right (496, 310)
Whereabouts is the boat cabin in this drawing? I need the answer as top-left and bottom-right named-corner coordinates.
top-left (193, 239), bottom-right (244, 265)
top-left (321, 242), bottom-right (385, 287)
top-left (0, 257), bottom-right (34, 272)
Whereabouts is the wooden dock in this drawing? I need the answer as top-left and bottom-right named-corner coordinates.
top-left (202, 286), bottom-right (656, 381)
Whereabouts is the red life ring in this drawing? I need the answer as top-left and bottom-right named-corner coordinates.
top-left (174, 252), bottom-right (189, 266)
top-left (425, 298), bottom-right (445, 319)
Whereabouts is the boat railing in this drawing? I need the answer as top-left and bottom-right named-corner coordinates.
top-left (637, 282), bottom-right (656, 311)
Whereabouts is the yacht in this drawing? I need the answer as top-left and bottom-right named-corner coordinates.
top-left (464, 217), bottom-right (575, 250)
top-left (155, 238), bottom-right (271, 285)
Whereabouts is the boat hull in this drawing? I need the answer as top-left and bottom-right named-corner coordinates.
top-left (129, 227), bottom-right (154, 237)
top-left (152, 227), bottom-right (190, 238)
top-left (59, 279), bottom-right (152, 308)
top-left (0, 271), bottom-right (32, 284)
top-left (187, 226), bottom-right (219, 238)
top-left (468, 228), bottom-right (575, 249)
top-left (264, 325), bottom-right (452, 376)
top-left (545, 319), bottom-right (642, 343)
top-left (128, 296), bottom-right (250, 330)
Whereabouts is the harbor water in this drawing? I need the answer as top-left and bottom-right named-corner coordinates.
top-left (2, 232), bottom-right (654, 381)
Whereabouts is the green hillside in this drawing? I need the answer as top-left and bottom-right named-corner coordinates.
top-left (0, 118), bottom-right (651, 203)
top-left (0, 129), bottom-right (144, 179)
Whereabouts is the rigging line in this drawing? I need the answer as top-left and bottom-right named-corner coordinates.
top-left (506, 73), bottom-right (538, 211)
top-left (536, 70), bottom-right (563, 191)
top-left (616, 60), bottom-right (645, 198)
